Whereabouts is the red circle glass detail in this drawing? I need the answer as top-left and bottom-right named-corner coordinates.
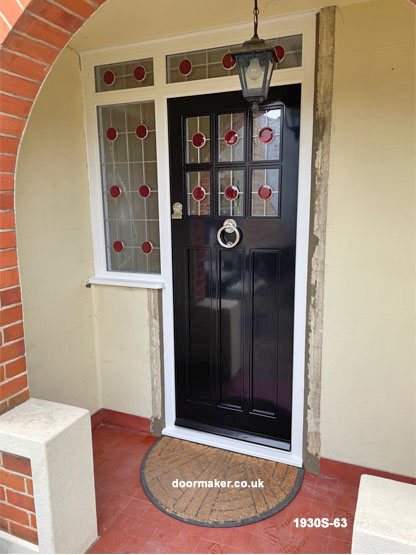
top-left (222, 53), bottom-right (236, 70)
top-left (136, 124), bottom-right (148, 139)
top-left (106, 127), bottom-right (118, 141)
top-left (103, 70), bottom-right (115, 85)
top-left (133, 65), bottom-right (146, 82)
top-left (258, 185), bottom-right (273, 200)
top-left (109, 185), bottom-right (121, 198)
top-left (192, 186), bottom-right (206, 202)
top-left (259, 127), bottom-right (274, 144)
top-left (179, 58), bottom-right (192, 76)
top-left (224, 185), bottom-right (239, 201)
top-left (224, 130), bottom-right (239, 146)
top-left (113, 240), bottom-right (124, 253)
top-left (139, 184), bottom-right (151, 198)
top-left (192, 132), bottom-right (206, 149)
top-left (274, 45), bottom-right (285, 62)
top-left (141, 241), bottom-right (153, 255)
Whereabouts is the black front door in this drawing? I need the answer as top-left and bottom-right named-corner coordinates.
top-left (169, 85), bottom-right (300, 450)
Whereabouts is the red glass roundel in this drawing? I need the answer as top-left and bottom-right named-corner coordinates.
top-left (224, 130), bottom-right (239, 146)
top-left (222, 53), bottom-right (236, 70)
top-left (141, 241), bottom-right (153, 254)
top-left (179, 58), bottom-right (192, 76)
top-left (110, 185), bottom-right (121, 198)
top-left (103, 70), bottom-right (115, 85)
top-left (259, 127), bottom-right (274, 144)
top-left (106, 127), bottom-right (118, 141)
top-left (224, 185), bottom-right (239, 201)
top-left (192, 186), bottom-right (206, 202)
top-left (258, 185), bottom-right (273, 200)
top-left (274, 45), bottom-right (285, 62)
top-left (133, 65), bottom-right (146, 82)
top-left (113, 240), bottom-right (124, 253)
top-left (136, 124), bottom-right (148, 139)
top-left (139, 184), bottom-right (151, 198)
top-left (192, 132), bottom-right (206, 149)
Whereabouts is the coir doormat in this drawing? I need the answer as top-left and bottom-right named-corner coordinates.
top-left (140, 436), bottom-right (304, 527)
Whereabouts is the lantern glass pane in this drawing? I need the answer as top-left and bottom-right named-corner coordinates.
top-left (235, 51), bottom-right (274, 102)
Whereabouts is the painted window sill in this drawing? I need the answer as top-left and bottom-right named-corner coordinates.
top-left (87, 275), bottom-right (165, 289)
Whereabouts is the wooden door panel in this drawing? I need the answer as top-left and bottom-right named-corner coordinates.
top-left (186, 247), bottom-right (213, 404)
top-left (218, 249), bottom-right (244, 411)
top-left (250, 249), bottom-right (281, 417)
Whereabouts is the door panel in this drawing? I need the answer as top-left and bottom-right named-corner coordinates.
top-left (218, 249), bottom-right (244, 411)
top-left (251, 249), bottom-right (281, 417)
top-left (186, 247), bottom-right (212, 403)
top-left (169, 85), bottom-right (301, 450)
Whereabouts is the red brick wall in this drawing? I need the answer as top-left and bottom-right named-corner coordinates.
top-left (0, 0), bottom-right (107, 415)
top-left (0, 451), bottom-right (37, 544)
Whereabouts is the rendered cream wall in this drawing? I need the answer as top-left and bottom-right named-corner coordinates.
top-left (16, 48), bottom-right (100, 414)
top-left (69, 0), bottom-right (370, 51)
top-left (320, 0), bottom-right (416, 477)
top-left (92, 286), bottom-right (153, 418)
top-left (15, 48), bottom-right (154, 418)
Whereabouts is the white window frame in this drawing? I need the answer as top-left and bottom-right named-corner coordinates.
top-left (81, 10), bottom-right (316, 467)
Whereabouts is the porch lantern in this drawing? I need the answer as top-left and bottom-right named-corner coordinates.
top-left (233, 0), bottom-right (278, 110)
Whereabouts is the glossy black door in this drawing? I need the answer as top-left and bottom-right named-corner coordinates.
top-left (169, 85), bottom-right (300, 450)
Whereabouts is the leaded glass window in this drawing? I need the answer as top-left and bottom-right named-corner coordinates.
top-left (166, 35), bottom-right (302, 84)
top-left (95, 58), bottom-right (154, 92)
top-left (97, 101), bottom-right (160, 273)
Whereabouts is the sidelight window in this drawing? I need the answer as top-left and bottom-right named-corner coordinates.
top-left (97, 101), bottom-right (161, 274)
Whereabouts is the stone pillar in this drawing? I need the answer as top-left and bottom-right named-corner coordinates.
top-left (0, 398), bottom-right (97, 553)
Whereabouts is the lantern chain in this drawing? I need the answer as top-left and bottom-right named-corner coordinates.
top-left (253, 0), bottom-right (259, 39)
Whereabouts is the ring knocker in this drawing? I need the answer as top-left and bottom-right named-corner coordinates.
top-left (217, 219), bottom-right (241, 249)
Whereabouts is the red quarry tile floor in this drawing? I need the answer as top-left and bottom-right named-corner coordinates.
top-left (89, 426), bottom-right (357, 554)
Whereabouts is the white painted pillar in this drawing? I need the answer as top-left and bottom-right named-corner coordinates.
top-left (352, 474), bottom-right (416, 554)
top-left (0, 398), bottom-right (97, 554)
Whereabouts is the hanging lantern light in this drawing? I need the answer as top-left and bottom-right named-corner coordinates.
top-left (232, 0), bottom-right (278, 110)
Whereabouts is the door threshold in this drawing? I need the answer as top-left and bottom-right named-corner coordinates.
top-left (175, 417), bottom-right (291, 451)
top-left (162, 424), bottom-right (302, 467)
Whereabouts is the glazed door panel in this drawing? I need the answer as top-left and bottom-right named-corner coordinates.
top-left (169, 85), bottom-right (300, 450)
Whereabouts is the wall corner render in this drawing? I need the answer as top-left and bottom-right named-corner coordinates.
top-left (303, 5), bottom-right (336, 473)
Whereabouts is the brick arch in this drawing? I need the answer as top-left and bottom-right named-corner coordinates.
top-left (0, 0), bottom-right (108, 414)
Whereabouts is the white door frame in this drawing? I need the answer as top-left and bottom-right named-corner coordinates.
top-left (81, 10), bottom-right (316, 468)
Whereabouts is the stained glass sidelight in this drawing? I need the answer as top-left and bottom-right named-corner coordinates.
top-left (252, 108), bottom-right (282, 161)
top-left (251, 168), bottom-right (281, 217)
top-left (95, 58), bottom-right (154, 92)
top-left (97, 101), bottom-right (160, 273)
top-left (187, 172), bottom-right (211, 216)
top-left (166, 35), bottom-right (302, 84)
top-left (218, 112), bottom-right (245, 162)
top-left (218, 170), bottom-right (244, 217)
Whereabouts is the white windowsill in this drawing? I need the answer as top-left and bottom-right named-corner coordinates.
top-left (87, 275), bottom-right (165, 289)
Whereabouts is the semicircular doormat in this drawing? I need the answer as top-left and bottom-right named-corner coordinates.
top-left (140, 436), bottom-right (304, 527)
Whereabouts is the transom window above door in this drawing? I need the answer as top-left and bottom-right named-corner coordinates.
top-left (184, 108), bottom-right (282, 218)
top-left (95, 58), bottom-right (154, 92)
top-left (166, 34), bottom-right (302, 84)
